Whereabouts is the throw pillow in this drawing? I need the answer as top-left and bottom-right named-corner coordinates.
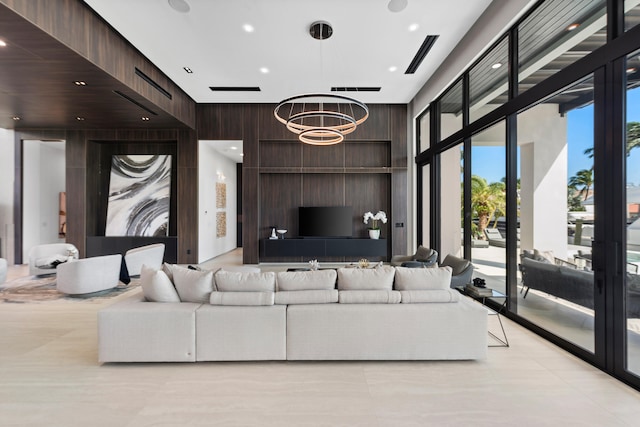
top-left (533, 249), bottom-right (555, 264)
top-left (441, 255), bottom-right (470, 276)
top-left (414, 246), bottom-right (433, 262)
top-left (276, 270), bottom-right (337, 291)
top-left (171, 266), bottom-right (215, 303)
top-left (214, 270), bottom-right (276, 292)
top-left (393, 266), bottom-right (452, 291)
top-left (140, 264), bottom-right (180, 302)
top-left (337, 265), bottom-right (396, 290)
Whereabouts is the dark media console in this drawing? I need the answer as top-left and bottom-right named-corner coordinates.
top-left (260, 238), bottom-right (387, 259)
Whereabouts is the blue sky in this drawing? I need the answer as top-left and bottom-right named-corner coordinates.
top-left (471, 86), bottom-right (640, 184)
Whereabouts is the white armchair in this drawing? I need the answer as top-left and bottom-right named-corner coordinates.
top-left (124, 243), bottom-right (165, 277)
top-left (28, 243), bottom-right (79, 276)
top-left (57, 254), bottom-right (122, 295)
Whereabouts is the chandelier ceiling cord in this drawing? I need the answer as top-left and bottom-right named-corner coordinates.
top-left (274, 21), bottom-right (369, 146)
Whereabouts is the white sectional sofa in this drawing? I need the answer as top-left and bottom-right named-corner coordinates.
top-left (98, 265), bottom-right (487, 363)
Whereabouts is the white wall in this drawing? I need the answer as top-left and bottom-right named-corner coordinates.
top-left (0, 128), bottom-right (15, 263)
top-left (22, 140), bottom-right (66, 261)
top-left (198, 141), bottom-right (238, 263)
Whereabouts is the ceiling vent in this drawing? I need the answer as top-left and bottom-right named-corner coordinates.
top-left (309, 21), bottom-right (333, 40)
top-left (331, 87), bottom-right (381, 92)
top-left (135, 67), bottom-right (172, 99)
top-left (113, 90), bottom-right (158, 115)
top-left (405, 35), bottom-right (439, 74)
top-left (209, 87), bottom-right (261, 92)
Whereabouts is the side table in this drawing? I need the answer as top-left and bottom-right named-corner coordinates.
top-left (456, 286), bottom-right (509, 347)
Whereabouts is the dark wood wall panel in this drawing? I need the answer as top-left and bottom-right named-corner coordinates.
top-left (345, 142), bottom-right (390, 168)
top-left (259, 104), bottom-right (291, 140)
top-left (302, 174), bottom-right (345, 208)
top-left (260, 141), bottom-right (302, 168)
top-left (303, 144), bottom-right (345, 168)
top-left (392, 170), bottom-right (408, 256)
top-left (177, 166), bottom-right (198, 263)
top-left (354, 104), bottom-right (390, 140)
top-left (391, 104), bottom-right (408, 168)
top-left (345, 174), bottom-right (391, 240)
top-left (260, 174), bottom-right (302, 239)
top-left (242, 168), bottom-right (260, 263)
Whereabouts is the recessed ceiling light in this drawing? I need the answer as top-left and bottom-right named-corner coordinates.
top-left (243, 24), bottom-right (254, 33)
top-left (76, 117), bottom-right (85, 121)
top-left (388, 0), bottom-right (408, 13)
top-left (259, 67), bottom-right (269, 74)
top-left (0, 40), bottom-right (7, 47)
top-left (389, 66), bottom-right (398, 72)
top-left (408, 23), bottom-right (419, 32)
top-left (240, 153), bottom-right (245, 156)
top-left (168, 0), bottom-right (190, 13)
top-left (74, 81), bottom-right (86, 86)
top-left (230, 146), bottom-right (238, 150)
top-left (567, 23), bottom-right (580, 31)
top-left (142, 117), bottom-right (150, 121)
top-left (183, 67), bottom-right (193, 73)
top-left (12, 116), bottom-right (20, 121)
top-left (491, 62), bottom-right (502, 69)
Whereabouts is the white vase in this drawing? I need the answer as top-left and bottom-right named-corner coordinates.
top-left (369, 229), bottom-right (381, 239)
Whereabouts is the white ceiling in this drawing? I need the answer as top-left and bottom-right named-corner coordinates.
top-left (83, 0), bottom-right (493, 104)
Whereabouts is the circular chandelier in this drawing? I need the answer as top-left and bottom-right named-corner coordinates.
top-left (274, 93), bottom-right (369, 145)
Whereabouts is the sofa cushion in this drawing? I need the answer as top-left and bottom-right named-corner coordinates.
top-left (400, 289), bottom-right (460, 303)
top-left (276, 270), bottom-right (337, 291)
top-left (171, 266), bottom-right (215, 303)
top-left (533, 249), bottom-right (555, 264)
top-left (140, 264), bottom-right (180, 303)
top-left (215, 270), bottom-right (276, 292)
top-left (338, 290), bottom-right (401, 304)
top-left (337, 266), bottom-right (395, 290)
top-left (394, 266), bottom-right (452, 291)
top-left (275, 289), bottom-right (339, 305)
top-left (210, 291), bottom-right (274, 306)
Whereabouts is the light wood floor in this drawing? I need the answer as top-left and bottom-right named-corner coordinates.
top-left (1, 251), bottom-right (640, 426)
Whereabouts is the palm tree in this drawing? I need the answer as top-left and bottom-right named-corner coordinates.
top-left (583, 121), bottom-right (640, 158)
top-left (568, 169), bottom-right (594, 201)
top-left (470, 176), bottom-right (506, 239)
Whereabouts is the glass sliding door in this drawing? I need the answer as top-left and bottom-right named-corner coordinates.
top-left (626, 49), bottom-right (640, 376)
top-left (516, 75), bottom-right (596, 353)
top-left (471, 121), bottom-right (507, 294)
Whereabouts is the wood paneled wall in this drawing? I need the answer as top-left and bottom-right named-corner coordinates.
top-left (197, 103), bottom-right (408, 264)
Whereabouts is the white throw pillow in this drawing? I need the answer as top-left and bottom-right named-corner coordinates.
top-left (276, 270), bottom-right (337, 291)
top-left (171, 267), bottom-right (214, 303)
top-left (393, 266), bottom-right (452, 291)
top-left (140, 264), bottom-right (180, 302)
top-left (337, 266), bottom-right (395, 290)
top-left (214, 270), bottom-right (276, 292)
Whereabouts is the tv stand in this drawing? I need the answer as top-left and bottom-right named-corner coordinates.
top-left (260, 238), bottom-right (387, 260)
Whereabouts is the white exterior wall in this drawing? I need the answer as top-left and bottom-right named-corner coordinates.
top-left (440, 147), bottom-right (463, 259)
top-left (22, 141), bottom-right (66, 261)
top-left (518, 105), bottom-right (568, 256)
top-left (198, 141), bottom-right (238, 263)
top-left (0, 128), bottom-right (15, 263)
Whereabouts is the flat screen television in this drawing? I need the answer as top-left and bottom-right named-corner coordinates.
top-left (299, 206), bottom-right (353, 238)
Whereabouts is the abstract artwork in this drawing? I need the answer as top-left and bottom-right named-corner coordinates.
top-left (105, 155), bottom-right (172, 237)
top-left (216, 212), bottom-right (227, 237)
top-left (216, 182), bottom-right (226, 208)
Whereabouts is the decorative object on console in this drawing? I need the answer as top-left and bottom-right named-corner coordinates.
top-left (273, 22), bottom-right (368, 146)
top-left (105, 155), bottom-right (171, 237)
top-left (309, 259), bottom-right (319, 270)
top-left (270, 227), bottom-right (278, 239)
top-left (277, 229), bottom-right (287, 239)
top-left (358, 259), bottom-right (370, 269)
top-left (363, 210), bottom-right (387, 239)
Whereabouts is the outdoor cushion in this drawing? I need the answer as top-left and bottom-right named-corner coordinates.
top-left (441, 255), bottom-right (470, 276)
